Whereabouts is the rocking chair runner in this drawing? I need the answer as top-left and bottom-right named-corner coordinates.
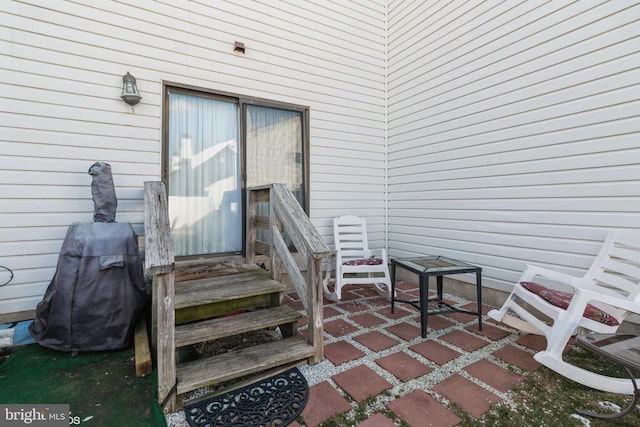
top-left (322, 215), bottom-right (392, 301)
top-left (488, 229), bottom-right (640, 395)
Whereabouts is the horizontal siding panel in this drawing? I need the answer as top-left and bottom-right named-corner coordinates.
top-left (389, 97), bottom-right (639, 152)
top-left (388, 0), bottom-right (639, 291)
top-left (0, 171), bottom-right (155, 187)
top-left (4, 127), bottom-right (159, 153)
top-left (2, 0), bottom-right (386, 316)
top-left (0, 141), bottom-right (159, 165)
top-left (0, 157), bottom-right (158, 176)
top-left (391, 181), bottom-right (640, 200)
top-left (390, 2), bottom-right (637, 105)
top-left (390, 197), bottom-right (640, 213)
top-left (390, 148), bottom-right (640, 182)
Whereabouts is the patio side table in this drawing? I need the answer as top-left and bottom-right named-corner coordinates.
top-left (576, 333), bottom-right (640, 419)
top-left (391, 256), bottom-right (482, 338)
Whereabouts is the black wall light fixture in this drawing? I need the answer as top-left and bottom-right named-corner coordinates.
top-left (121, 72), bottom-right (142, 106)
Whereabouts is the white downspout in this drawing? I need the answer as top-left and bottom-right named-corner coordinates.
top-left (384, 0), bottom-right (389, 257)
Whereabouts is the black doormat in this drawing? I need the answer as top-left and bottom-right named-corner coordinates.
top-left (184, 367), bottom-right (309, 427)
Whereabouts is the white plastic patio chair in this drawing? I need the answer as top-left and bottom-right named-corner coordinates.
top-left (322, 215), bottom-right (392, 302)
top-left (488, 229), bottom-right (640, 394)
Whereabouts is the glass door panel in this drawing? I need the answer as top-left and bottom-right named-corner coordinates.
top-left (245, 105), bottom-right (304, 205)
top-left (167, 92), bottom-right (242, 256)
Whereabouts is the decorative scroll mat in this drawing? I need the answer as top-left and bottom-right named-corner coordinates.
top-left (184, 367), bottom-right (309, 427)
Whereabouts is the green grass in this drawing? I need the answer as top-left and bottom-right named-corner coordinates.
top-left (471, 345), bottom-right (640, 427)
top-left (0, 344), bottom-right (160, 427)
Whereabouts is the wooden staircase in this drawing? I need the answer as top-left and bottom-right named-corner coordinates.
top-left (173, 267), bottom-right (315, 396)
top-left (144, 182), bottom-right (329, 412)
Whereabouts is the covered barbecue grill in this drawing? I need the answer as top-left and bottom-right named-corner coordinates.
top-left (29, 163), bottom-right (146, 351)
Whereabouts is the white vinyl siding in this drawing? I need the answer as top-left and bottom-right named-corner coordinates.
top-left (2, 0), bottom-right (639, 318)
top-left (386, 0), bottom-right (640, 292)
top-left (0, 0), bottom-right (387, 316)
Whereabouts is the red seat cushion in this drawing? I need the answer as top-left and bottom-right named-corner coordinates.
top-left (343, 257), bottom-right (383, 266)
top-left (520, 281), bottom-right (619, 327)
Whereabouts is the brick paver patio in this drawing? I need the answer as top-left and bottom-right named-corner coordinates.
top-left (286, 282), bottom-right (543, 427)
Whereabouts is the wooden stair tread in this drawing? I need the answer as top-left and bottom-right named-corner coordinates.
top-left (174, 269), bottom-right (286, 309)
top-left (175, 306), bottom-right (302, 348)
top-left (176, 335), bottom-right (314, 395)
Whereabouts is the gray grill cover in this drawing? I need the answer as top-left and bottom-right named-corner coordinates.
top-left (29, 222), bottom-right (145, 351)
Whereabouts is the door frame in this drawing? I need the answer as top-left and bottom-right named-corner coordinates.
top-left (162, 82), bottom-right (310, 259)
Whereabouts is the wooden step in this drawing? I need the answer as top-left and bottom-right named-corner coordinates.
top-left (174, 269), bottom-right (287, 324)
top-left (175, 306), bottom-right (302, 348)
top-left (174, 269), bottom-right (285, 310)
top-left (176, 335), bottom-right (315, 395)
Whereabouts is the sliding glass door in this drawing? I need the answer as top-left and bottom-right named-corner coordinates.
top-left (165, 87), bottom-right (308, 259)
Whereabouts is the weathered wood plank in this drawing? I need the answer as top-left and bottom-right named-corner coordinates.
top-left (144, 181), bottom-right (175, 276)
top-left (175, 306), bottom-right (301, 347)
top-left (307, 257), bottom-right (325, 363)
top-left (272, 224), bottom-right (308, 310)
top-left (176, 336), bottom-right (314, 395)
top-left (271, 184), bottom-right (330, 259)
top-left (174, 270), bottom-right (285, 309)
top-left (155, 272), bottom-right (176, 412)
top-left (175, 294), bottom-right (277, 325)
top-left (174, 257), bottom-right (258, 282)
top-left (134, 315), bottom-right (152, 377)
top-left (246, 188), bottom-right (258, 264)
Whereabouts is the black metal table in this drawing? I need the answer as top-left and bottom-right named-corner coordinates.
top-left (391, 256), bottom-right (482, 338)
top-left (576, 333), bottom-right (640, 419)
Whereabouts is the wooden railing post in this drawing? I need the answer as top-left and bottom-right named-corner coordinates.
top-left (144, 181), bottom-right (176, 413)
top-left (247, 184), bottom-right (330, 363)
top-left (307, 257), bottom-right (324, 362)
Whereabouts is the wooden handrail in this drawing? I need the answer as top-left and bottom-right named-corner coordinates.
top-left (143, 181), bottom-right (176, 413)
top-left (145, 181), bottom-right (329, 412)
top-left (247, 184), bottom-right (330, 362)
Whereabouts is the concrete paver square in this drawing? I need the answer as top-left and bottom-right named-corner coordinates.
top-left (324, 340), bottom-right (365, 365)
top-left (355, 412), bottom-right (397, 427)
top-left (301, 381), bottom-right (352, 427)
top-left (516, 333), bottom-right (547, 351)
top-left (350, 312), bottom-right (387, 328)
top-left (385, 322), bottom-right (422, 341)
top-left (323, 306), bottom-right (341, 319)
top-left (378, 305), bottom-right (413, 320)
top-left (376, 351), bottom-right (432, 382)
top-left (337, 300), bottom-right (369, 313)
top-left (422, 315), bottom-right (456, 330)
top-left (493, 344), bottom-right (541, 372)
top-left (354, 331), bottom-right (399, 352)
top-left (386, 389), bottom-right (461, 427)
top-left (464, 359), bottom-right (523, 392)
top-left (465, 323), bottom-right (511, 341)
top-left (324, 318), bottom-right (359, 337)
top-left (440, 329), bottom-right (489, 352)
top-left (433, 374), bottom-right (501, 419)
top-left (332, 365), bottom-right (392, 402)
top-left (409, 340), bottom-right (461, 365)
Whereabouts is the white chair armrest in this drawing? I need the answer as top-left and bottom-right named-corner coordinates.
top-left (519, 264), bottom-right (582, 288)
top-left (369, 248), bottom-right (388, 262)
top-left (573, 287), bottom-right (640, 313)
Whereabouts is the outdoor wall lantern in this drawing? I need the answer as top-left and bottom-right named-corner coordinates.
top-left (121, 72), bottom-right (142, 106)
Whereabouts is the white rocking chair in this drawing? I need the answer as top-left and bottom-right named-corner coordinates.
top-left (322, 215), bottom-right (392, 302)
top-left (488, 229), bottom-right (640, 394)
